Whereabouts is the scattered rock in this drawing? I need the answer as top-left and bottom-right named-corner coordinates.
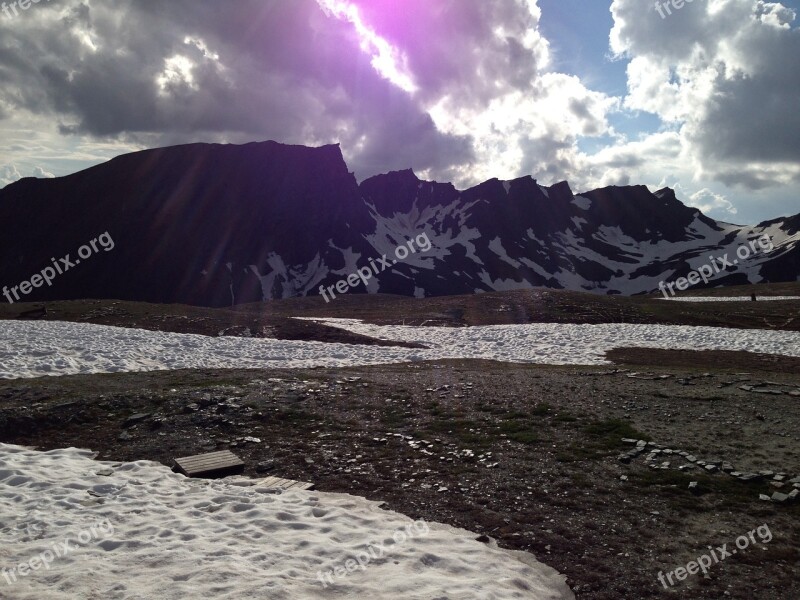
top-left (255, 461), bottom-right (275, 473)
top-left (123, 413), bottom-right (151, 428)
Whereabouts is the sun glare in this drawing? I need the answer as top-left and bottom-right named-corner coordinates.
top-left (316, 0), bottom-right (418, 94)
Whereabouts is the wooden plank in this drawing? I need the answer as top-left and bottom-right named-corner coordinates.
top-left (180, 450), bottom-right (238, 462)
top-left (258, 476), bottom-right (315, 491)
top-left (178, 451), bottom-right (242, 463)
top-left (173, 450), bottom-right (245, 478)
top-left (181, 462), bottom-right (236, 470)
top-left (173, 451), bottom-right (314, 490)
top-left (178, 461), bottom-right (243, 472)
top-left (260, 476), bottom-right (283, 487)
top-left (264, 476), bottom-right (290, 487)
top-left (178, 455), bottom-right (245, 466)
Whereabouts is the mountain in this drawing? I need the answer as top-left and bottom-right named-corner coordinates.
top-left (0, 141), bottom-right (798, 307)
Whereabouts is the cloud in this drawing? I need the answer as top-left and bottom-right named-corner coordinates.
top-left (0, 164), bottom-right (55, 188)
top-left (610, 0), bottom-right (800, 191)
top-left (0, 165), bottom-right (22, 188)
top-left (0, 0), bottom-right (796, 224)
top-left (33, 166), bottom-right (55, 178)
top-left (345, 0), bottom-right (618, 185)
top-left (689, 188), bottom-right (737, 215)
top-left (0, 0), bottom-right (473, 180)
top-left (0, 0), bottom-right (624, 188)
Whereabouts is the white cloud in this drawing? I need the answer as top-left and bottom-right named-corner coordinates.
top-left (33, 166), bottom-right (55, 178)
top-left (610, 0), bottom-right (800, 190)
top-left (0, 165), bottom-right (22, 188)
top-left (689, 188), bottom-right (737, 215)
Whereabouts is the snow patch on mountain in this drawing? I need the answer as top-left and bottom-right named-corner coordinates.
top-left (572, 195), bottom-right (591, 210)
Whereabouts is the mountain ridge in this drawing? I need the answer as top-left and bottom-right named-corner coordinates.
top-left (0, 140), bottom-right (797, 307)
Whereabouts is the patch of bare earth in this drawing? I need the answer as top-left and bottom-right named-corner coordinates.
top-left (1, 358), bottom-right (797, 599)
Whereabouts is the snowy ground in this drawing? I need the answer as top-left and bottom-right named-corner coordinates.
top-left (660, 296), bottom-right (800, 302)
top-left (0, 444), bottom-right (573, 600)
top-left (2, 319), bottom-right (800, 379)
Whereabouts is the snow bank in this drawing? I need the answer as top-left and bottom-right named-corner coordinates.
top-left (0, 444), bottom-right (573, 600)
top-left (1, 319), bottom-right (799, 379)
top-left (659, 296), bottom-right (800, 302)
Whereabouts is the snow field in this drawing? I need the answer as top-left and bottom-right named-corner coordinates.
top-left (0, 445), bottom-right (573, 600)
top-left (1, 319), bottom-right (800, 379)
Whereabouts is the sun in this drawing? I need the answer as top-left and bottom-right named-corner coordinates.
top-left (316, 0), bottom-right (418, 94)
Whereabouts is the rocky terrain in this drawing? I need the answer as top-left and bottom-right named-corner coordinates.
top-left (2, 283), bottom-right (799, 338)
top-left (0, 356), bottom-right (798, 599)
top-left (1, 286), bottom-right (799, 598)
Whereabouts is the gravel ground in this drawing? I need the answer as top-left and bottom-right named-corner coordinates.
top-left (1, 355), bottom-right (798, 600)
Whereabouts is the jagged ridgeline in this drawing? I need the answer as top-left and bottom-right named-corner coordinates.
top-left (0, 141), bottom-right (797, 307)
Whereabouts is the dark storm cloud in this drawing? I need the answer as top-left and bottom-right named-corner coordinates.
top-left (0, 0), bottom-right (473, 178)
top-left (691, 42), bottom-right (800, 164)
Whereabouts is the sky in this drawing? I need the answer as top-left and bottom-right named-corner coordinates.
top-left (0, 0), bottom-right (798, 225)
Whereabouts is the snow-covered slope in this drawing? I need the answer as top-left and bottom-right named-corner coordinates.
top-left (360, 175), bottom-right (800, 297)
top-left (2, 320), bottom-right (800, 379)
top-left (0, 444), bottom-right (573, 599)
top-left (0, 142), bottom-right (797, 306)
